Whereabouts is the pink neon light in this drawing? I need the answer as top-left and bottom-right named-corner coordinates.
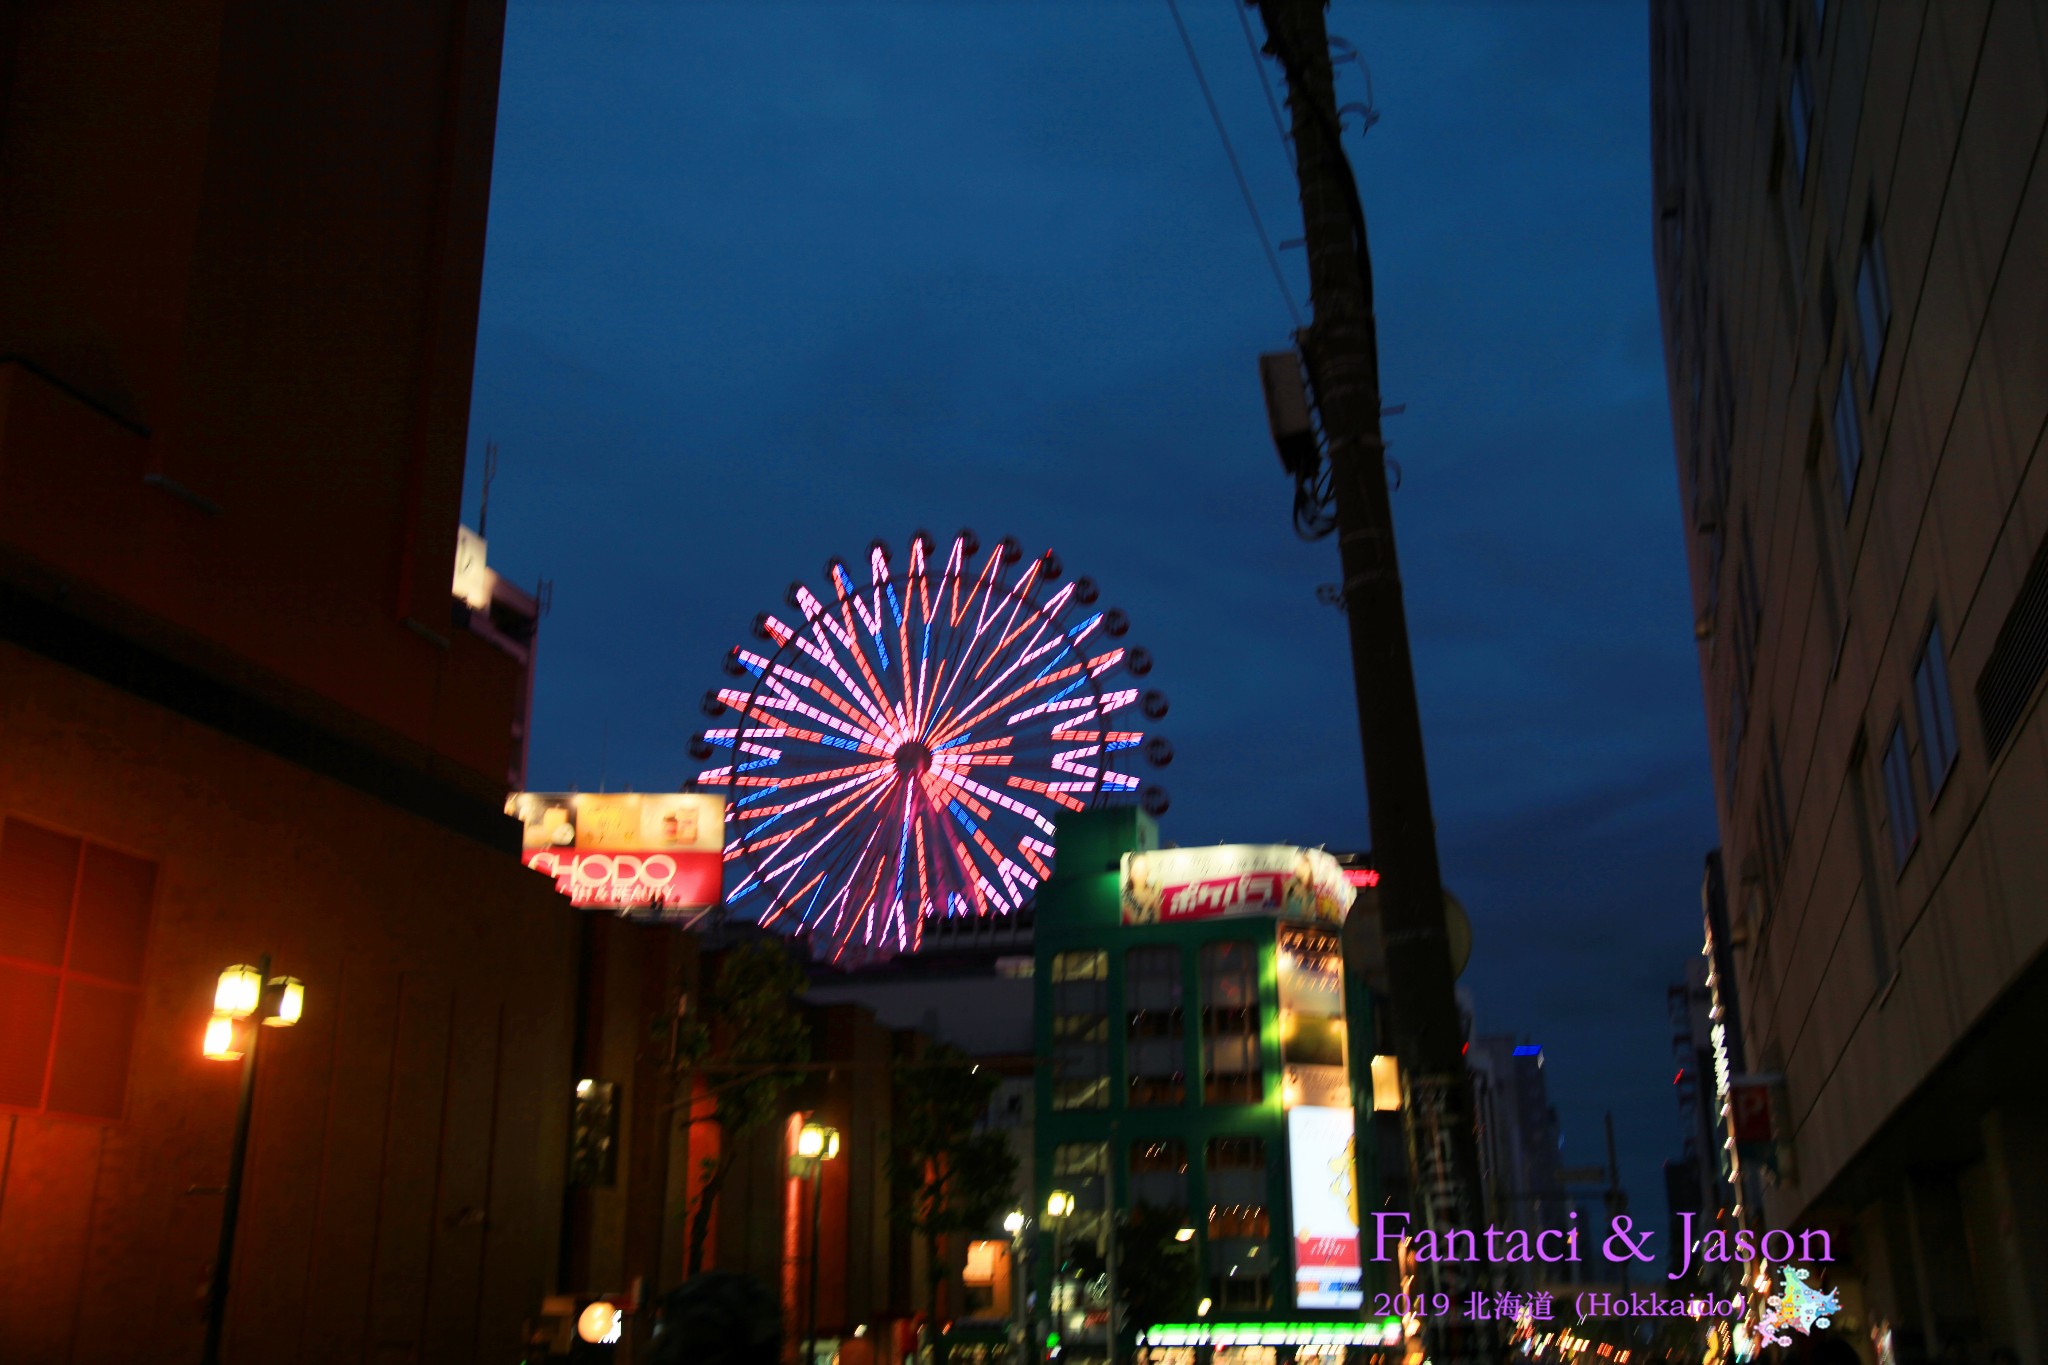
top-left (698, 532), bottom-right (1152, 955)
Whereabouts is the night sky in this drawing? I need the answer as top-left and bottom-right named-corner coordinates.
top-left (464, 0), bottom-right (1717, 1249)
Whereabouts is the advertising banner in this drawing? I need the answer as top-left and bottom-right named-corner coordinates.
top-left (508, 792), bottom-right (724, 912)
top-left (1119, 845), bottom-right (1354, 926)
top-left (1287, 1105), bottom-right (1364, 1310)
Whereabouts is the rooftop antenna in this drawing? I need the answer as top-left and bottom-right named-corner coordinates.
top-left (478, 439), bottom-right (499, 537)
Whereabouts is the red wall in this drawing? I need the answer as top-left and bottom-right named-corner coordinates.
top-left (0, 643), bottom-right (579, 1364)
top-left (0, 0), bottom-right (521, 791)
top-left (0, 3), bottom-right (592, 1359)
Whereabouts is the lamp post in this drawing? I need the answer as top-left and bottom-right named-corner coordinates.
top-left (1003, 1210), bottom-right (1030, 1365)
top-left (200, 956), bottom-right (305, 1365)
top-left (792, 1120), bottom-right (841, 1365)
top-left (1044, 1190), bottom-right (1074, 1360)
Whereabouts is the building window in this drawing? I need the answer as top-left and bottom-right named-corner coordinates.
top-left (1761, 724), bottom-right (1792, 884)
top-left (1199, 941), bottom-right (1261, 1105)
top-left (1205, 1136), bottom-right (1271, 1310)
top-left (1734, 518), bottom-right (1763, 689)
top-left (1832, 368), bottom-right (1863, 514)
top-left (571, 1079), bottom-right (620, 1186)
top-left (1915, 619), bottom-right (1960, 796)
top-left (0, 818), bottom-right (155, 1121)
top-left (1722, 686), bottom-right (1747, 814)
top-left (1052, 1142), bottom-right (1111, 1313)
top-left (1126, 946), bottom-right (1185, 1107)
top-left (1789, 58), bottom-right (1814, 180)
top-left (1881, 722), bottom-right (1919, 871)
top-left (1051, 951), bottom-right (1110, 1111)
top-left (1130, 1138), bottom-right (1189, 1213)
top-left (1856, 217), bottom-right (1891, 384)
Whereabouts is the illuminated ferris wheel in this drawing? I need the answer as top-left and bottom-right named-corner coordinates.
top-left (692, 530), bottom-right (1170, 961)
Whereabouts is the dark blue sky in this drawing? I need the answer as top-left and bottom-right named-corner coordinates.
top-left (465, 0), bottom-right (1717, 1244)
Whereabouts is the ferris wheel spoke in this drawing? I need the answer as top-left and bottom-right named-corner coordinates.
top-left (938, 607), bottom-right (1085, 741)
top-left (700, 530), bottom-right (1154, 957)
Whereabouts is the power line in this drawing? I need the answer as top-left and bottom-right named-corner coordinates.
top-left (1231, 0), bottom-right (1295, 166)
top-left (1162, 0), bottom-right (1303, 329)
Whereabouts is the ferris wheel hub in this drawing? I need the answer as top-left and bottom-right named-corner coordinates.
top-left (893, 740), bottom-right (933, 777)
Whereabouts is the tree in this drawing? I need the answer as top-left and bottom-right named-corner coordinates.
top-left (660, 938), bottom-right (812, 1277)
top-left (889, 1044), bottom-right (1019, 1365)
top-left (1115, 1204), bottom-right (1201, 1350)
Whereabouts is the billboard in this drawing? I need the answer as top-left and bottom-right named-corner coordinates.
top-left (1288, 1105), bottom-right (1364, 1310)
top-left (508, 792), bottom-right (724, 912)
top-left (1120, 845), bottom-right (1353, 926)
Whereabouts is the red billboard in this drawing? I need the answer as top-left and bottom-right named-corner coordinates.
top-left (508, 792), bottom-right (724, 912)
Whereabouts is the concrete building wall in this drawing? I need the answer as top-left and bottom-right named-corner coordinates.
top-left (1652, 2), bottom-right (2048, 1359)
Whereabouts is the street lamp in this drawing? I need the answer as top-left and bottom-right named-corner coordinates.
top-left (200, 956), bottom-right (304, 1365)
top-left (1001, 1210), bottom-right (1030, 1365)
top-left (1044, 1189), bottom-right (1074, 1350)
top-left (790, 1119), bottom-right (840, 1365)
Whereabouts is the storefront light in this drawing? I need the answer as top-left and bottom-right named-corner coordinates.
top-left (1371, 1055), bottom-right (1403, 1111)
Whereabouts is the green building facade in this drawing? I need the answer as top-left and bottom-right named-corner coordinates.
top-left (1030, 811), bottom-right (1395, 1360)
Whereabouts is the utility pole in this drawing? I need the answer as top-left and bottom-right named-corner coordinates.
top-left (1247, 2), bottom-right (1495, 1361)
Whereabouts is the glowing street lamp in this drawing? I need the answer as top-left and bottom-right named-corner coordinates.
top-left (200, 955), bottom-right (305, 1365)
top-left (1174, 1227), bottom-right (1196, 1243)
top-left (1044, 1189), bottom-right (1076, 1335)
top-left (1004, 1209), bottom-right (1026, 1236)
top-left (790, 1120), bottom-right (840, 1365)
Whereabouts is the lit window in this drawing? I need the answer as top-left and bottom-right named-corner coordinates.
top-left (1833, 368), bottom-right (1863, 514)
top-left (1881, 723), bottom-right (1918, 871)
top-left (1856, 219), bottom-right (1891, 384)
top-left (1199, 942), bottom-right (1261, 1106)
top-left (1126, 946), bottom-right (1185, 1107)
top-left (1204, 1137), bottom-right (1271, 1310)
top-left (1914, 620), bottom-right (1959, 795)
top-left (1130, 1138), bottom-right (1189, 1213)
top-left (1051, 1142), bottom-right (1110, 1311)
top-left (1051, 951), bottom-right (1110, 1111)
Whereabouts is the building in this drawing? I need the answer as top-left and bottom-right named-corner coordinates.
top-left (1466, 1037), bottom-right (1568, 1281)
top-left (1031, 811), bottom-right (1398, 1363)
top-left (1661, 954), bottom-right (1734, 1291)
top-left (807, 913), bottom-right (1041, 1347)
top-left (0, 3), bottom-right (584, 1361)
top-left (1651, 2), bottom-right (2048, 1360)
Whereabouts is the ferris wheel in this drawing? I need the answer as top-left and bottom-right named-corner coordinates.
top-left (692, 530), bottom-right (1170, 961)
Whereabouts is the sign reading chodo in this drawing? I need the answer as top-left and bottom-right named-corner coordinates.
top-left (508, 792), bottom-right (724, 912)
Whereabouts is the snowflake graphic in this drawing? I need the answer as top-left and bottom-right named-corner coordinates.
top-left (1758, 1267), bottom-right (1840, 1347)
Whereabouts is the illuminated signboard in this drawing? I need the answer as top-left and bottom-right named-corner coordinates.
top-left (1138, 1322), bottom-right (1400, 1349)
top-left (508, 792), bottom-right (724, 912)
top-left (1342, 867), bottom-right (1379, 888)
top-left (1287, 1105), bottom-right (1364, 1309)
top-left (1119, 845), bottom-right (1354, 926)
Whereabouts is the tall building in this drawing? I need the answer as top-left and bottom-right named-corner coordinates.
top-left (1661, 954), bottom-right (1738, 1291)
top-left (1467, 1037), bottom-right (1567, 1278)
top-left (0, 4), bottom-right (580, 1361)
top-left (1032, 812), bottom-right (1397, 1363)
top-left (1652, 2), bottom-right (2048, 1359)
